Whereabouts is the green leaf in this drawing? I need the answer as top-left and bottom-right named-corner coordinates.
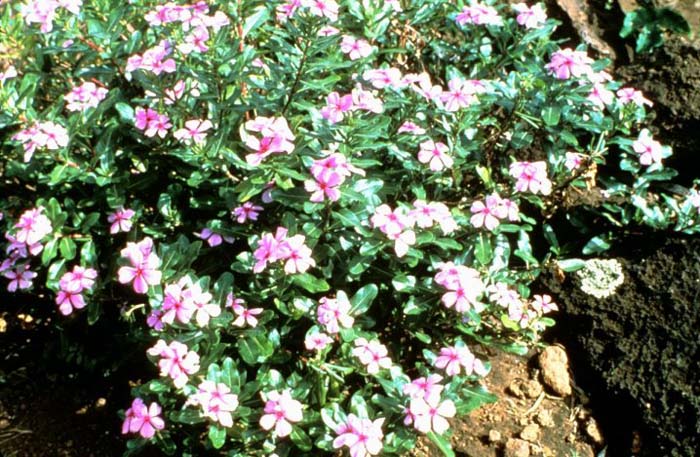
top-left (541, 106), bottom-right (561, 126)
top-left (292, 273), bottom-right (330, 293)
top-left (427, 431), bottom-right (455, 457)
top-left (59, 237), bottom-right (77, 261)
top-left (237, 331), bottom-right (274, 365)
top-left (350, 284), bottom-right (378, 314)
top-left (582, 235), bottom-right (611, 255)
top-left (42, 238), bottom-right (59, 265)
top-left (557, 258), bottom-right (586, 272)
top-left (474, 233), bottom-right (493, 265)
top-left (114, 102), bottom-right (134, 123)
top-left (242, 5), bottom-right (270, 37)
top-left (208, 425), bottom-right (226, 449)
top-left (290, 427), bottom-right (313, 451)
top-left (457, 386), bottom-right (498, 415)
top-left (171, 409), bottom-right (204, 425)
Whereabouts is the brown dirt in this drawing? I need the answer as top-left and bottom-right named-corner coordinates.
top-left (412, 350), bottom-right (601, 457)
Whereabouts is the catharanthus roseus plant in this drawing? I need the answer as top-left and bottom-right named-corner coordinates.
top-left (1, 0), bottom-right (699, 455)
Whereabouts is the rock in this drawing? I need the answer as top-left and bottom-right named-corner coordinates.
top-left (585, 418), bottom-right (604, 445)
top-left (538, 346), bottom-right (572, 396)
top-left (488, 429), bottom-right (502, 443)
top-left (523, 379), bottom-right (543, 399)
top-left (535, 409), bottom-right (555, 428)
top-left (504, 438), bottom-right (531, 457)
top-left (520, 424), bottom-right (541, 442)
top-left (507, 380), bottom-right (525, 399)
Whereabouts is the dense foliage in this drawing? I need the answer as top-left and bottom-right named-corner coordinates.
top-left (1, 0), bottom-right (698, 455)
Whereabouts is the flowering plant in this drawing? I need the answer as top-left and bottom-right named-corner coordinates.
top-left (1, 0), bottom-right (698, 455)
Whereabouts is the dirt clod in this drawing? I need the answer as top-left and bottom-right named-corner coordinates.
top-left (538, 346), bottom-right (572, 396)
top-left (504, 438), bottom-right (531, 457)
top-left (488, 429), bottom-right (502, 443)
top-left (535, 409), bottom-right (555, 428)
top-left (520, 424), bottom-right (541, 442)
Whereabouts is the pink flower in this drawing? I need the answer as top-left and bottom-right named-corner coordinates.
top-left (409, 72), bottom-right (443, 103)
top-left (174, 119), bottom-right (212, 145)
top-left (410, 200), bottom-right (457, 234)
top-left (532, 294), bottom-right (558, 313)
top-left (440, 78), bottom-right (486, 112)
top-left (352, 338), bottom-right (392, 374)
top-left (64, 81), bottom-right (108, 112)
top-left (371, 204), bottom-right (414, 236)
top-left (564, 152), bottom-right (584, 171)
top-left (126, 400), bottom-right (165, 439)
top-left (179, 27), bottom-right (210, 54)
top-left (333, 414), bottom-right (385, 457)
top-left (191, 380), bottom-right (239, 427)
top-left (148, 339), bottom-right (200, 388)
top-left (259, 390), bottom-right (304, 438)
top-left (145, 113), bottom-right (172, 138)
top-left (147, 309), bottom-right (165, 331)
top-left (632, 129), bottom-right (664, 166)
top-left (435, 263), bottom-right (485, 313)
top-left (398, 121), bottom-right (426, 135)
top-left (301, 0), bottom-right (339, 21)
top-left (321, 91), bottom-right (354, 124)
top-left (487, 282), bottom-right (523, 308)
top-left (14, 207), bottom-right (52, 245)
top-left (12, 121), bottom-right (69, 161)
top-left (588, 83), bottom-right (614, 110)
top-left (304, 172), bottom-right (343, 202)
top-left (56, 290), bottom-right (86, 315)
top-left (386, 229), bottom-right (416, 258)
top-left (470, 194), bottom-right (506, 231)
top-left (509, 161), bottom-right (552, 195)
top-left (545, 48), bottom-right (593, 80)
top-left (318, 25), bottom-right (340, 36)
top-left (243, 116), bottom-right (295, 165)
top-left (195, 228), bottom-right (234, 247)
top-left (118, 238), bottom-right (162, 294)
top-left (512, 3), bottom-right (547, 29)
top-left (122, 398), bottom-right (145, 434)
top-left (351, 85), bottom-right (384, 113)
top-left (161, 278), bottom-right (196, 325)
top-left (108, 207), bottom-right (135, 234)
top-left (363, 68), bottom-right (403, 90)
top-left (276, 0), bottom-right (302, 21)
top-left (408, 395), bottom-right (456, 434)
top-left (616, 87), bottom-right (652, 107)
top-left (183, 282), bottom-right (220, 328)
top-left (340, 35), bottom-right (373, 60)
top-left (304, 331), bottom-right (333, 351)
top-left (252, 228), bottom-right (287, 273)
top-left (455, 3), bottom-right (503, 26)
top-left (317, 294), bottom-right (354, 334)
top-left (232, 201), bottom-right (263, 223)
top-left (279, 234), bottom-right (316, 274)
top-left (228, 294), bottom-right (263, 328)
top-left (418, 140), bottom-right (453, 171)
top-left (403, 374), bottom-right (444, 403)
top-left (4, 265), bottom-right (37, 292)
top-left (59, 265), bottom-right (97, 293)
top-left (434, 345), bottom-right (487, 377)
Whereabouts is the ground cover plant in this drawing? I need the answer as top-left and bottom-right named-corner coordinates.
top-left (1, 0), bottom-right (699, 455)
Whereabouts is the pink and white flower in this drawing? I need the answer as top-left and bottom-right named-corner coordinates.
top-left (108, 208), bottom-right (135, 234)
top-left (434, 344), bottom-right (487, 377)
top-left (408, 394), bottom-right (456, 434)
top-left (509, 161), bottom-right (552, 195)
top-left (545, 48), bottom-right (593, 80)
top-left (340, 35), bottom-right (373, 60)
top-left (352, 338), bottom-right (392, 374)
top-left (512, 3), bottom-right (547, 29)
top-left (148, 339), bottom-right (200, 388)
top-left (418, 140), bottom-right (453, 171)
top-left (632, 129), bottom-right (664, 166)
top-left (232, 202), bottom-right (263, 223)
top-left (122, 399), bottom-right (165, 439)
top-left (259, 390), bottom-right (304, 438)
top-left (191, 381), bottom-right (239, 427)
top-left (333, 414), bottom-right (385, 457)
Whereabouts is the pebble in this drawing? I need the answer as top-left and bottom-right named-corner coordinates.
top-left (585, 418), bottom-right (604, 445)
top-left (520, 423), bottom-right (541, 442)
top-left (488, 429), bottom-right (502, 443)
top-left (535, 409), bottom-right (555, 428)
top-left (538, 346), bottom-right (572, 396)
top-left (504, 438), bottom-right (531, 457)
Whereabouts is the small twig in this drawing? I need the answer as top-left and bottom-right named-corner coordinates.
top-left (522, 391), bottom-right (545, 416)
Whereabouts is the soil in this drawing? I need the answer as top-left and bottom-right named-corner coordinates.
top-left (542, 235), bottom-right (700, 457)
top-left (412, 349), bottom-right (601, 457)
